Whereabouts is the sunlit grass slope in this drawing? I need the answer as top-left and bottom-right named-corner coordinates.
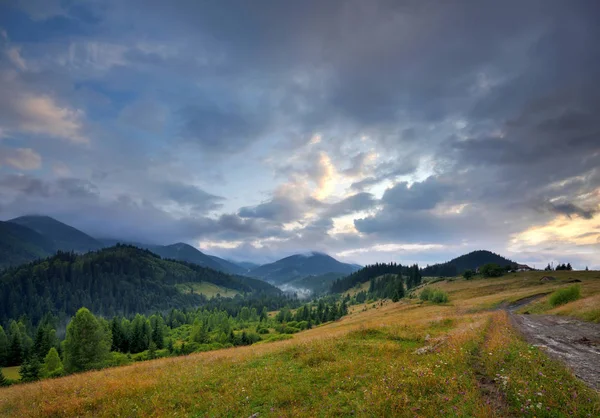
top-left (427, 270), bottom-right (600, 321)
top-left (1, 272), bottom-right (599, 417)
top-left (175, 281), bottom-right (241, 298)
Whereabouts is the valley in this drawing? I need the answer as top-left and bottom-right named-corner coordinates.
top-left (1, 271), bottom-right (599, 417)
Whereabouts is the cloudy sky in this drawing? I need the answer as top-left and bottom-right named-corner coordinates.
top-left (0, 0), bottom-right (599, 268)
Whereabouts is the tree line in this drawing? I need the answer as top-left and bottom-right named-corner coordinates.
top-left (330, 263), bottom-right (421, 294)
top-left (0, 293), bottom-right (347, 385)
top-left (0, 245), bottom-right (281, 325)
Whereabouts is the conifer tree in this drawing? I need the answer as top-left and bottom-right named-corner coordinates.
top-left (0, 325), bottom-right (8, 366)
top-left (20, 355), bottom-right (42, 382)
top-left (0, 369), bottom-right (9, 387)
top-left (42, 347), bottom-right (64, 377)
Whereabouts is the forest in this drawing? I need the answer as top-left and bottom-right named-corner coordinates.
top-left (0, 245), bottom-right (280, 325)
top-left (0, 291), bottom-right (348, 384)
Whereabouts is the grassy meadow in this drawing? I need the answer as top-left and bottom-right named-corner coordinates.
top-left (0, 367), bottom-right (20, 381)
top-left (1, 271), bottom-right (599, 417)
top-left (174, 281), bottom-right (241, 298)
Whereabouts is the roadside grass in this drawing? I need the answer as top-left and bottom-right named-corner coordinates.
top-left (429, 270), bottom-right (600, 321)
top-left (481, 311), bottom-right (599, 417)
top-left (549, 285), bottom-right (581, 307)
top-left (174, 281), bottom-right (240, 298)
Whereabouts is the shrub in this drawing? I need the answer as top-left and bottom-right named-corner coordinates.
top-left (282, 326), bottom-right (301, 334)
top-left (419, 287), bottom-right (449, 304)
top-left (463, 269), bottom-right (474, 280)
top-left (257, 327), bottom-right (270, 334)
top-left (549, 285), bottom-right (581, 307)
top-left (420, 287), bottom-right (433, 301)
top-left (480, 263), bottom-right (504, 278)
top-left (430, 290), bottom-right (449, 304)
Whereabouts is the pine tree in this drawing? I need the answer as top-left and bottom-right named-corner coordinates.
top-left (0, 369), bottom-right (9, 387)
top-left (151, 319), bottom-right (165, 349)
top-left (20, 355), bottom-right (42, 382)
top-left (148, 341), bottom-right (157, 359)
top-left (42, 347), bottom-right (64, 377)
top-left (7, 321), bottom-right (23, 366)
top-left (0, 325), bottom-right (8, 366)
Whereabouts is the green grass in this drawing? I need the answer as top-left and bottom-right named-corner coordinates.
top-left (549, 285), bottom-right (581, 307)
top-left (175, 281), bottom-right (240, 298)
top-left (1, 272), bottom-right (599, 417)
top-left (1, 367), bottom-right (20, 381)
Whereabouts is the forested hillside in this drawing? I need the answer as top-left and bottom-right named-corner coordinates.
top-left (0, 221), bottom-right (55, 269)
top-left (420, 250), bottom-right (516, 277)
top-left (249, 252), bottom-right (360, 284)
top-left (330, 263), bottom-right (422, 293)
top-left (0, 245), bottom-right (280, 324)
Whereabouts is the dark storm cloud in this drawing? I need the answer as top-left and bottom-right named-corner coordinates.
top-left (381, 177), bottom-right (451, 211)
top-left (160, 181), bottom-right (224, 212)
top-left (238, 196), bottom-right (303, 223)
top-left (2, 0), bottom-right (600, 267)
top-left (546, 203), bottom-right (596, 220)
top-left (179, 103), bottom-right (268, 154)
top-left (324, 193), bottom-right (376, 218)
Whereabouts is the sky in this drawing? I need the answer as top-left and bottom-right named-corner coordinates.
top-left (0, 0), bottom-right (599, 268)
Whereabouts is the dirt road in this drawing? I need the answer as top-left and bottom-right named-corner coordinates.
top-left (508, 309), bottom-right (600, 391)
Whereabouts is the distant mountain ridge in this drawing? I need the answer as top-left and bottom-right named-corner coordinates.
top-left (0, 221), bottom-right (56, 269)
top-left (0, 215), bottom-right (250, 276)
top-left (421, 250), bottom-right (516, 277)
top-left (9, 215), bottom-right (102, 253)
top-left (248, 252), bottom-right (360, 285)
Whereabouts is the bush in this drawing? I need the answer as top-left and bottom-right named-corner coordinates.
top-left (282, 326), bottom-right (301, 334)
top-left (463, 270), bottom-right (474, 280)
top-left (480, 263), bottom-right (505, 278)
top-left (104, 351), bottom-right (133, 367)
top-left (419, 287), bottom-right (449, 304)
top-left (256, 327), bottom-right (270, 334)
top-left (549, 285), bottom-right (581, 307)
top-left (430, 290), bottom-right (449, 304)
top-left (420, 287), bottom-right (433, 301)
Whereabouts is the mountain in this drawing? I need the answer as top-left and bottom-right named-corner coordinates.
top-left (0, 244), bottom-right (281, 324)
top-left (421, 250), bottom-right (516, 277)
top-left (0, 221), bottom-right (55, 269)
top-left (98, 239), bottom-right (247, 275)
top-left (207, 255), bottom-right (251, 275)
top-left (285, 272), bottom-right (347, 295)
top-left (9, 215), bottom-right (102, 253)
top-left (230, 261), bottom-right (261, 271)
top-left (248, 252), bottom-right (360, 285)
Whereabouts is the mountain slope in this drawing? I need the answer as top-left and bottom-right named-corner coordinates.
top-left (9, 215), bottom-right (102, 253)
top-left (421, 250), bottom-right (516, 277)
top-left (249, 252), bottom-right (360, 285)
top-left (286, 272), bottom-right (347, 295)
top-left (0, 245), bottom-right (280, 323)
top-left (0, 221), bottom-right (55, 269)
top-left (98, 239), bottom-right (247, 275)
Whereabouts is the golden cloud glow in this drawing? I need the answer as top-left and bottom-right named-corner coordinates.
top-left (510, 209), bottom-right (600, 248)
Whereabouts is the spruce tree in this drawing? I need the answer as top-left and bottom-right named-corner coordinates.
top-left (42, 347), bottom-right (64, 377)
top-left (20, 355), bottom-right (42, 382)
top-left (0, 325), bottom-right (8, 366)
top-left (0, 369), bottom-right (9, 386)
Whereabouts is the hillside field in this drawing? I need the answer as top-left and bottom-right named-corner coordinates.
top-left (174, 281), bottom-right (241, 298)
top-left (0, 271), bottom-right (599, 417)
